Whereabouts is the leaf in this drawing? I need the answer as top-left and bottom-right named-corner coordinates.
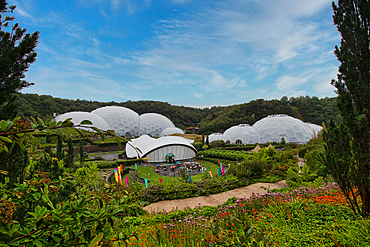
top-left (6, 121), bottom-right (13, 128)
top-left (116, 137), bottom-right (122, 149)
top-left (0, 222), bottom-right (9, 234)
top-left (33, 239), bottom-right (43, 247)
top-left (40, 144), bottom-right (55, 149)
top-left (0, 136), bottom-right (12, 143)
top-left (45, 118), bottom-right (52, 126)
top-left (88, 233), bottom-right (104, 247)
top-left (107, 130), bottom-right (115, 136)
top-left (0, 120), bottom-right (7, 131)
top-left (33, 192), bottom-right (42, 200)
top-left (264, 234), bottom-right (270, 244)
top-left (62, 119), bottom-right (74, 127)
top-left (18, 141), bottom-right (25, 150)
top-left (49, 120), bottom-right (57, 128)
top-left (37, 117), bottom-right (45, 126)
top-left (80, 120), bottom-right (93, 125)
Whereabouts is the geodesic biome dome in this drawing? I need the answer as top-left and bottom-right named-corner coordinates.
top-left (222, 124), bottom-right (261, 144)
top-left (91, 106), bottom-right (139, 137)
top-left (253, 114), bottom-right (313, 144)
top-left (208, 133), bottom-right (223, 143)
top-left (139, 113), bottom-right (175, 137)
top-left (55, 111), bottom-right (111, 132)
top-left (305, 123), bottom-right (323, 137)
top-left (126, 135), bottom-right (196, 162)
top-left (160, 127), bottom-right (184, 137)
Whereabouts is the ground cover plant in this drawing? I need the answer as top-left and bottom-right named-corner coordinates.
top-left (113, 181), bottom-right (369, 246)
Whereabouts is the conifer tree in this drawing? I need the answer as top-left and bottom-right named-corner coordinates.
top-left (0, 0), bottom-right (39, 120)
top-left (67, 138), bottom-right (74, 168)
top-left (56, 135), bottom-right (64, 161)
top-left (330, 0), bottom-right (370, 217)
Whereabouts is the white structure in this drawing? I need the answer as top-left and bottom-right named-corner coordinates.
top-left (206, 115), bottom-right (323, 145)
top-left (208, 133), bottom-right (223, 142)
top-left (139, 113), bottom-right (175, 137)
top-left (222, 124), bottom-right (261, 144)
top-left (253, 114), bottom-right (318, 144)
top-left (160, 127), bottom-right (184, 137)
top-left (126, 135), bottom-right (197, 162)
top-left (55, 111), bottom-right (111, 132)
top-left (306, 123), bottom-right (323, 137)
top-left (91, 106), bottom-right (140, 137)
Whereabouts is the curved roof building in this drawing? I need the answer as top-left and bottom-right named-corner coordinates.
top-left (139, 113), bottom-right (175, 137)
top-left (126, 135), bottom-right (197, 162)
top-left (160, 127), bottom-right (184, 137)
top-left (253, 114), bottom-right (314, 144)
top-left (55, 111), bottom-right (111, 132)
top-left (91, 106), bottom-right (139, 137)
top-left (222, 124), bottom-right (261, 144)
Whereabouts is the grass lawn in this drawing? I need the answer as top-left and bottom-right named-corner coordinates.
top-left (135, 160), bottom-right (221, 184)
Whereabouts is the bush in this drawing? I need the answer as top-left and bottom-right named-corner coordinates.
top-left (227, 160), bottom-right (265, 179)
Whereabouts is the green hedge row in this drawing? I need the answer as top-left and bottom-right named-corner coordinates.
top-left (92, 159), bottom-right (143, 169)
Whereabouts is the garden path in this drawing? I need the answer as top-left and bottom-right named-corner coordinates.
top-left (143, 180), bottom-right (288, 213)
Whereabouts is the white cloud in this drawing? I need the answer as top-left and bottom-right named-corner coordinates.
top-left (276, 75), bottom-right (311, 91)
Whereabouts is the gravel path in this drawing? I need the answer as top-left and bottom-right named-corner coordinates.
top-left (143, 180), bottom-right (288, 213)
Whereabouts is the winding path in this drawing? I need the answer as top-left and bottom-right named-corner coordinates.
top-left (143, 180), bottom-right (288, 213)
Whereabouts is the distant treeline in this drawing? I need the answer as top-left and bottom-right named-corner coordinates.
top-left (16, 93), bottom-right (341, 134)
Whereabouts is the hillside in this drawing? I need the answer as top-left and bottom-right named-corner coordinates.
top-left (15, 93), bottom-right (341, 134)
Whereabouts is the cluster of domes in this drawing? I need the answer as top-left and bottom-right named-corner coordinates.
top-left (210, 115), bottom-right (322, 144)
top-left (55, 106), bottom-right (179, 137)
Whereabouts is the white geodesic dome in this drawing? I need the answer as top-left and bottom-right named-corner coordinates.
top-left (160, 127), bottom-right (184, 137)
top-left (139, 113), bottom-right (175, 137)
top-left (306, 123), bottom-right (323, 137)
top-left (253, 114), bottom-right (313, 144)
top-left (222, 124), bottom-right (261, 144)
top-left (91, 106), bottom-right (139, 137)
top-left (208, 133), bottom-right (223, 142)
top-left (54, 111), bottom-right (111, 132)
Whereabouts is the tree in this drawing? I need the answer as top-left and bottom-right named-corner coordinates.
top-left (0, 0), bottom-right (39, 120)
top-left (330, 0), bottom-right (370, 217)
top-left (67, 137), bottom-right (74, 168)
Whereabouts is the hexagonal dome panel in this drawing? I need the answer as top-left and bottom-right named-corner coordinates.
top-left (139, 113), bottom-right (175, 137)
top-left (208, 133), bottom-right (223, 142)
top-left (91, 106), bottom-right (139, 137)
top-left (160, 127), bottom-right (184, 137)
top-left (306, 123), bottom-right (323, 137)
top-left (253, 114), bottom-right (312, 143)
top-left (222, 124), bottom-right (261, 144)
top-left (55, 111), bottom-right (111, 132)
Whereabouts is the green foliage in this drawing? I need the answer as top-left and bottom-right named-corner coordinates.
top-left (330, 0), bottom-right (370, 218)
top-left (0, 1), bottom-right (39, 121)
top-left (0, 172), bottom-right (132, 246)
top-left (66, 137), bottom-right (74, 168)
top-left (198, 148), bottom-right (255, 161)
top-left (227, 160), bottom-right (266, 179)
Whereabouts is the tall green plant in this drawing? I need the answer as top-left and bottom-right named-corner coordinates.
top-left (331, 0), bottom-right (370, 217)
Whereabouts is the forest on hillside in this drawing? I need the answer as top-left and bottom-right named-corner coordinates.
top-left (16, 93), bottom-right (341, 134)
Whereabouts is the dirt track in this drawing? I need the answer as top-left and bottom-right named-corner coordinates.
top-left (143, 180), bottom-right (288, 213)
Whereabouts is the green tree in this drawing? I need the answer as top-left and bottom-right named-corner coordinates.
top-left (67, 137), bottom-right (74, 168)
top-left (0, 1), bottom-right (39, 120)
top-left (79, 140), bottom-right (84, 165)
top-left (56, 135), bottom-right (63, 161)
top-left (330, 0), bottom-right (370, 217)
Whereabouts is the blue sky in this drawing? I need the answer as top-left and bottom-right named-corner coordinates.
top-left (11, 0), bottom-right (340, 108)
